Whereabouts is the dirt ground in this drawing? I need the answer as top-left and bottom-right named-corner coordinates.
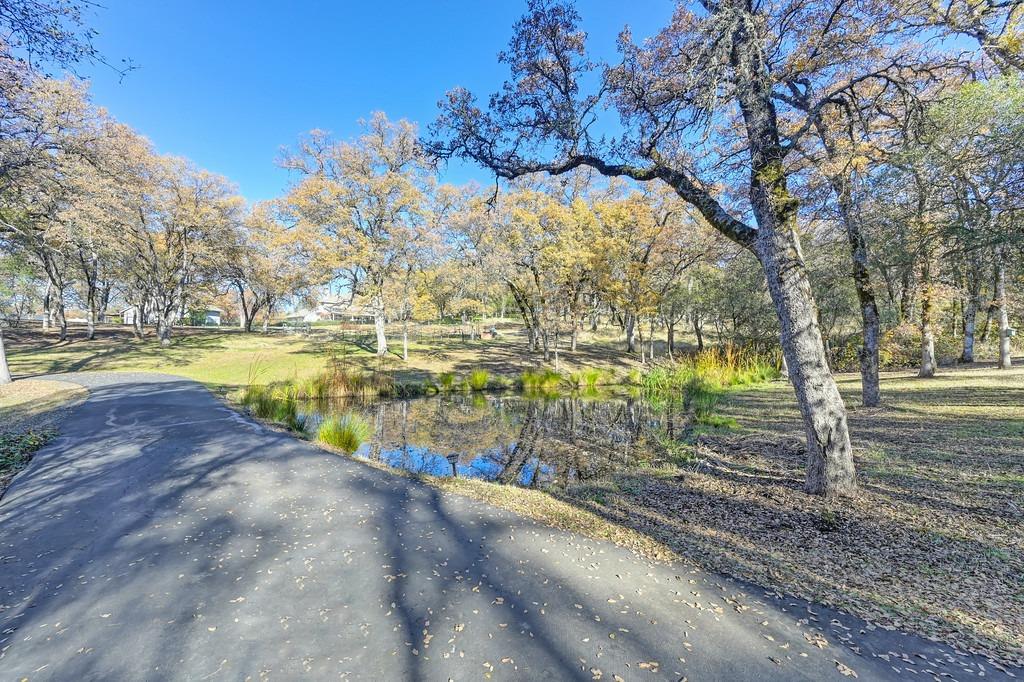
top-left (545, 365), bottom-right (1024, 667)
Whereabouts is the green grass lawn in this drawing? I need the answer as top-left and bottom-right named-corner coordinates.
top-left (6, 327), bottom-right (330, 391)
top-left (4, 323), bottom-right (644, 393)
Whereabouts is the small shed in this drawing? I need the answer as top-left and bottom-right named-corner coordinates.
top-left (203, 308), bottom-right (222, 326)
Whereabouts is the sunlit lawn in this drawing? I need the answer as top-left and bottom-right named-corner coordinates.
top-left (6, 327), bottom-right (329, 391)
top-left (4, 322), bottom-right (644, 392)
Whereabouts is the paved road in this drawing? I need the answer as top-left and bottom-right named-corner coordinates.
top-left (0, 373), bottom-right (1012, 680)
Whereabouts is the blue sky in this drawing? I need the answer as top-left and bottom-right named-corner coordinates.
top-left (79, 1), bottom-right (675, 203)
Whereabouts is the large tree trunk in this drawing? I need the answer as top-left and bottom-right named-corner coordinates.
top-left (996, 248), bottom-right (1012, 370)
top-left (98, 284), bottom-right (111, 323)
top-left (754, 220), bottom-right (856, 496)
top-left (0, 328), bottom-right (12, 385)
top-left (507, 281), bottom-right (538, 352)
top-left (262, 302), bottom-right (273, 334)
top-left (238, 293), bottom-right (248, 330)
top-left (624, 312), bottom-right (637, 353)
top-left (961, 293), bottom-right (978, 363)
top-left (131, 298), bottom-right (147, 339)
top-left (919, 261), bottom-right (936, 378)
top-left (157, 312), bottom-right (174, 347)
top-left (155, 293), bottom-right (179, 347)
top-left (402, 319), bottom-right (409, 362)
top-left (41, 283), bottom-right (51, 331)
top-left (237, 285), bottom-right (258, 333)
top-left (649, 317), bottom-right (656, 361)
top-left (731, 25), bottom-right (856, 495)
top-left (637, 321), bottom-right (646, 364)
top-left (54, 299), bottom-right (67, 342)
top-left (845, 215), bottom-right (881, 406)
top-left (961, 258), bottom-right (982, 363)
top-left (372, 293), bottom-right (388, 356)
top-left (86, 306), bottom-right (96, 341)
top-left (85, 274), bottom-right (98, 341)
top-left (81, 250), bottom-right (99, 341)
top-left (816, 122), bottom-right (882, 406)
top-left (693, 314), bottom-right (704, 352)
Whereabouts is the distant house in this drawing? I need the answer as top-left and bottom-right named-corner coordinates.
top-left (121, 306), bottom-right (222, 326)
top-left (199, 308), bottom-right (222, 326)
top-left (64, 307), bottom-right (91, 323)
top-left (285, 299), bottom-right (375, 324)
top-left (121, 306), bottom-right (140, 325)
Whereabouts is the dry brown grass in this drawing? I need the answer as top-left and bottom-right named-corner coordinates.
top-left (1, 378), bottom-right (88, 497)
top-left (0, 378), bottom-right (88, 432)
top-left (506, 365), bottom-right (1023, 665)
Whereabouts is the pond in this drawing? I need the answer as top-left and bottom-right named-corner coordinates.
top-left (299, 392), bottom-right (692, 489)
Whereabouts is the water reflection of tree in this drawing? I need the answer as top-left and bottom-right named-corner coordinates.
top-left (377, 396), bottom-right (515, 461)
top-left (489, 396), bottom-right (685, 488)
top-left (327, 393), bottom-right (685, 488)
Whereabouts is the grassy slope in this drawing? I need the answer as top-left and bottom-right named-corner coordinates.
top-left (4, 324), bottom-right (642, 392)
top-left (6, 327), bottom-right (328, 390)
top-left (1, 378), bottom-right (89, 497)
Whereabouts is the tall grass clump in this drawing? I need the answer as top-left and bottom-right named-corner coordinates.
top-left (468, 369), bottom-right (490, 391)
top-left (288, 367), bottom-right (396, 399)
top-left (640, 345), bottom-right (779, 421)
top-left (519, 369), bottom-right (562, 392)
top-left (242, 383), bottom-right (307, 433)
top-left (438, 372), bottom-right (457, 392)
top-left (581, 367), bottom-right (607, 389)
top-left (317, 412), bottom-right (372, 454)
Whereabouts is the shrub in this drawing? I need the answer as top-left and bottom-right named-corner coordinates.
top-left (879, 322), bottom-right (962, 369)
top-left (1, 429), bottom-right (55, 479)
top-left (241, 383), bottom-right (267, 407)
top-left (519, 369), bottom-right (562, 392)
top-left (317, 412), bottom-right (372, 454)
top-left (270, 394), bottom-right (298, 424)
top-left (468, 369), bottom-right (490, 391)
top-left (395, 382), bottom-right (426, 398)
top-left (242, 383), bottom-right (309, 433)
top-left (438, 372), bottom-right (457, 391)
top-left (285, 368), bottom-right (397, 399)
top-left (491, 375), bottom-right (515, 390)
top-left (565, 369), bottom-right (607, 390)
top-left (581, 367), bottom-right (607, 389)
top-left (639, 345), bottom-right (779, 420)
top-left (242, 384), bottom-right (276, 419)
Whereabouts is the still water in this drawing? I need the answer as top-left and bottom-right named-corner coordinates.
top-left (300, 393), bottom-right (689, 489)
